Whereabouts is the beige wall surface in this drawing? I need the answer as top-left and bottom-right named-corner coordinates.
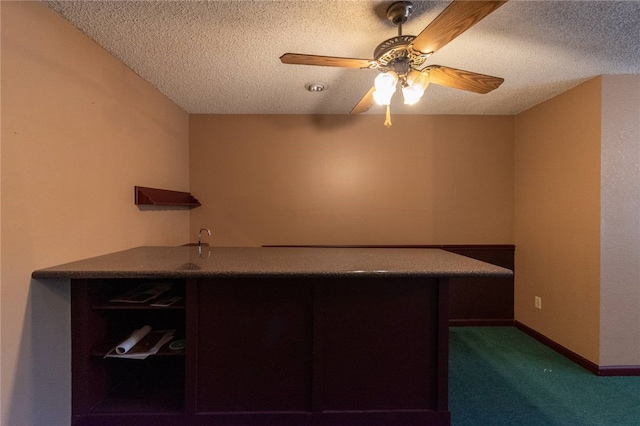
top-left (514, 78), bottom-right (602, 364)
top-left (189, 114), bottom-right (514, 247)
top-left (600, 75), bottom-right (640, 366)
top-left (1, 2), bottom-right (190, 425)
top-left (2, 2), bottom-right (633, 425)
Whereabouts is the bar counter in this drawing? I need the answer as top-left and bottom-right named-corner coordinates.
top-left (32, 245), bottom-right (512, 279)
top-left (33, 246), bottom-right (512, 426)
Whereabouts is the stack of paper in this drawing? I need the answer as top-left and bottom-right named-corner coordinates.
top-left (109, 283), bottom-right (173, 304)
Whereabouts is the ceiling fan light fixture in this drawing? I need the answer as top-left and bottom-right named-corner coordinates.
top-left (279, 0), bottom-right (507, 126)
top-left (407, 71), bottom-right (429, 91)
top-left (372, 71), bottom-right (398, 105)
top-left (401, 85), bottom-right (424, 105)
top-left (402, 71), bottom-right (430, 104)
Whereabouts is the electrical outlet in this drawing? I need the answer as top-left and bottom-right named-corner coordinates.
top-left (535, 296), bottom-right (542, 310)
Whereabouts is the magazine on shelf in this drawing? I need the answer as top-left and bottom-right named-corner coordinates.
top-left (149, 296), bottom-right (183, 307)
top-left (104, 326), bottom-right (175, 360)
top-left (109, 282), bottom-right (173, 304)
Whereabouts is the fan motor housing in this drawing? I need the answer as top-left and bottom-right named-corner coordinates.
top-left (386, 1), bottom-right (414, 25)
top-left (374, 35), bottom-right (427, 74)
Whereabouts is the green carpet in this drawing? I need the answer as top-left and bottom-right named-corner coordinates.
top-left (449, 327), bottom-right (640, 425)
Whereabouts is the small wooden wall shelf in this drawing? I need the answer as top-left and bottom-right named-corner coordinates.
top-left (135, 186), bottom-right (201, 208)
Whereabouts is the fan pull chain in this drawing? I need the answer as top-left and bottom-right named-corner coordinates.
top-left (384, 105), bottom-right (392, 128)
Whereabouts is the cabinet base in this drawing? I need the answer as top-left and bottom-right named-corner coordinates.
top-left (74, 410), bottom-right (451, 426)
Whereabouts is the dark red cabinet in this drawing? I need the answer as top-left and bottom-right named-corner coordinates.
top-left (196, 278), bottom-right (313, 413)
top-left (70, 276), bottom-right (450, 425)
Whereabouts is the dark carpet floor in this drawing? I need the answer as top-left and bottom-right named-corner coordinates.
top-left (449, 327), bottom-right (640, 425)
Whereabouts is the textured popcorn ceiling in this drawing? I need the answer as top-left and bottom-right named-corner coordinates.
top-left (45, 0), bottom-right (640, 115)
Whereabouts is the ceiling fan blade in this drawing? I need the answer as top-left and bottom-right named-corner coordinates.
top-left (412, 0), bottom-right (508, 55)
top-left (280, 53), bottom-right (375, 69)
top-left (350, 86), bottom-right (376, 114)
top-left (427, 65), bottom-right (503, 94)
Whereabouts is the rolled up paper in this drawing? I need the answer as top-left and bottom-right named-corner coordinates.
top-left (116, 325), bottom-right (152, 354)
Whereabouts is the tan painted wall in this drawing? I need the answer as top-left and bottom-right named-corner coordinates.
top-left (600, 75), bottom-right (640, 366)
top-left (1, 2), bottom-right (190, 425)
top-left (189, 114), bottom-right (514, 247)
top-left (4, 2), bottom-right (633, 424)
top-left (514, 78), bottom-right (602, 364)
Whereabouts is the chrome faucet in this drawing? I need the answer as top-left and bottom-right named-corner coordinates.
top-left (198, 228), bottom-right (211, 248)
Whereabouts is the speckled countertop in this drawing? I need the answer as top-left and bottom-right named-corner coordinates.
top-left (32, 246), bottom-right (513, 280)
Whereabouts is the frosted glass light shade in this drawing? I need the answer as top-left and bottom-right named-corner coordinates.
top-left (402, 85), bottom-right (424, 105)
top-left (402, 71), bottom-right (429, 105)
top-left (372, 71), bottom-right (398, 105)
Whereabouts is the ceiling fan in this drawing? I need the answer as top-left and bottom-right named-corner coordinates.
top-left (280, 0), bottom-right (508, 127)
